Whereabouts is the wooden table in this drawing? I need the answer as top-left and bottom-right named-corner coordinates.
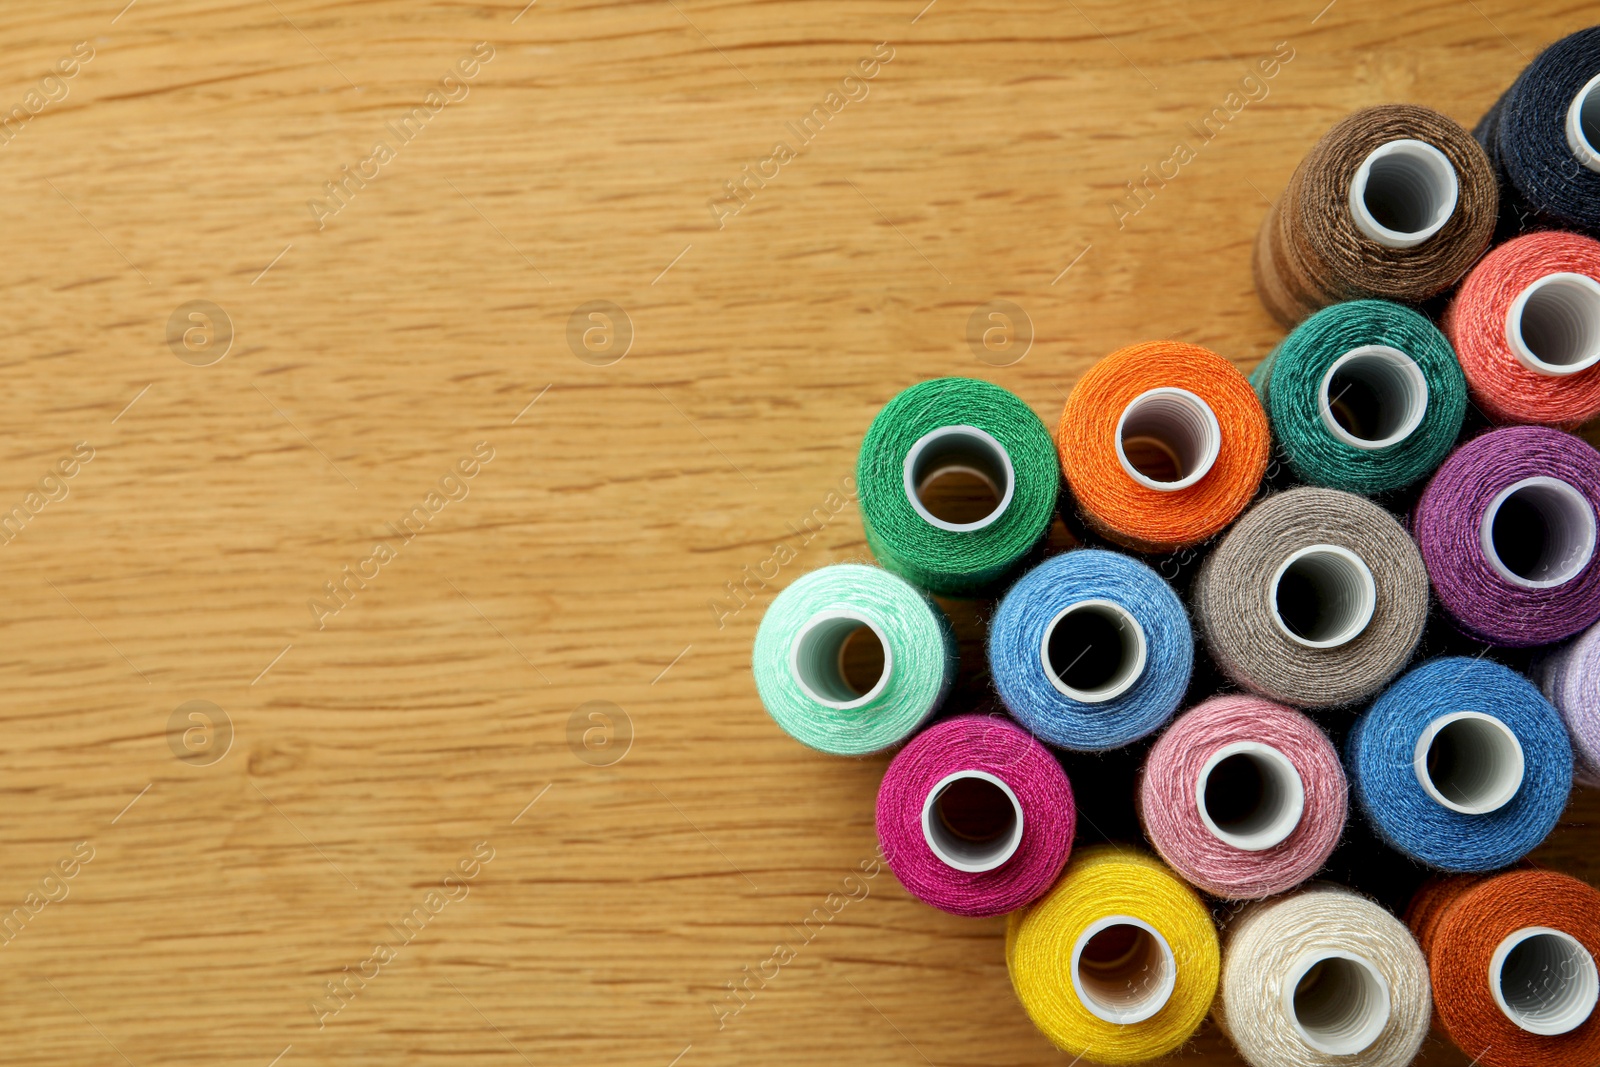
top-left (0, 1), bottom-right (1594, 1063)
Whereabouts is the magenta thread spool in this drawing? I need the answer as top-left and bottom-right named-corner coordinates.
top-left (1414, 425), bottom-right (1600, 646)
top-left (876, 715), bottom-right (1075, 918)
top-left (1139, 695), bottom-right (1347, 900)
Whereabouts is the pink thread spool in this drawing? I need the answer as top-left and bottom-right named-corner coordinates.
top-left (876, 715), bottom-right (1075, 917)
top-left (1139, 695), bottom-right (1347, 900)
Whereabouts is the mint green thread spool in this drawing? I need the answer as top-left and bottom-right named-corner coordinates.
top-left (857, 378), bottom-right (1059, 596)
top-left (1252, 300), bottom-right (1467, 495)
top-left (753, 564), bottom-right (956, 756)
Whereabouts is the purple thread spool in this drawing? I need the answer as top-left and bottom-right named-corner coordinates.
top-left (1414, 426), bottom-right (1600, 646)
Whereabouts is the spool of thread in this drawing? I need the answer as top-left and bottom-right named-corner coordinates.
top-left (1006, 845), bottom-right (1219, 1065)
top-left (858, 377), bottom-right (1059, 597)
top-left (1347, 657), bottom-right (1572, 871)
top-left (1414, 425), bottom-right (1600, 646)
top-left (1193, 487), bottom-right (1428, 708)
top-left (1444, 230), bottom-right (1600, 426)
top-left (1407, 869), bottom-right (1600, 1067)
top-left (1251, 300), bottom-right (1466, 494)
top-left (1533, 618), bottom-right (1600, 786)
top-left (752, 564), bottom-right (956, 756)
top-left (988, 549), bottom-right (1192, 751)
top-left (1139, 695), bottom-right (1346, 900)
top-left (1058, 341), bottom-right (1269, 553)
top-left (876, 714), bottom-right (1074, 917)
top-left (1215, 885), bottom-right (1431, 1067)
top-left (1475, 27), bottom-right (1600, 237)
top-left (1253, 104), bottom-right (1497, 326)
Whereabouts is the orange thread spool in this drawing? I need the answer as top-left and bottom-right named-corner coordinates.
top-left (1406, 869), bottom-right (1600, 1067)
top-left (1059, 342), bottom-right (1269, 553)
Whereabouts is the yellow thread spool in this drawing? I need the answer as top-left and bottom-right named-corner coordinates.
top-left (1006, 845), bottom-right (1220, 1064)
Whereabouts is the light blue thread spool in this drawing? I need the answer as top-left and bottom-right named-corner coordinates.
top-left (988, 549), bottom-right (1193, 751)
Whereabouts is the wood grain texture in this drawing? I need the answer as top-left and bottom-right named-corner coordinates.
top-left (0, 1), bottom-right (1595, 1064)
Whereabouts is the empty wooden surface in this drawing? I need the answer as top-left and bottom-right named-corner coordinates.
top-left (0, 1), bottom-right (1596, 1064)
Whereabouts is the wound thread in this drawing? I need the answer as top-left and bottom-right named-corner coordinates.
top-left (1059, 341), bottom-right (1269, 553)
top-left (1254, 104), bottom-right (1497, 326)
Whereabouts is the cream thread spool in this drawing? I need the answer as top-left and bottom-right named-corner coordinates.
top-left (1039, 599), bottom-right (1148, 704)
top-left (1412, 711), bottom-right (1526, 816)
top-left (1195, 741), bottom-right (1306, 852)
top-left (1069, 915), bottom-right (1179, 1026)
top-left (902, 424), bottom-right (1015, 532)
top-left (919, 769), bottom-right (1026, 874)
top-left (1348, 139), bottom-right (1460, 249)
top-left (1479, 476), bottom-right (1598, 589)
top-left (1504, 272), bottom-right (1600, 377)
top-left (1269, 544), bottom-right (1378, 649)
top-left (1317, 345), bottom-right (1430, 449)
top-left (1565, 72), bottom-right (1600, 174)
top-left (1488, 926), bottom-right (1600, 1036)
top-left (1114, 387), bottom-right (1222, 492)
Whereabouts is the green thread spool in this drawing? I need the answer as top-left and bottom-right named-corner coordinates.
top-left (857, 378), bottom-right (1059, 596)
top-left (1252, 300), bottom-right (1467, 494)
top-left (752, 564), bottom-right (956, 755)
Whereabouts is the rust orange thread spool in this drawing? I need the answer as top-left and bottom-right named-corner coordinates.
top-left (1406, 869), bottom-right (1600, 1067)
top-left (1059, 342), bottom-right (1270, 553)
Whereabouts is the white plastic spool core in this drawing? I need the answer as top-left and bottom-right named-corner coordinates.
top-left (1283, 951), bottom-right (1393, 1056)
top-left (1412, 711), bottom-right (1525, 815)
top-left (1317, 345), bottom-right (1430, 449)
top-left (1348, 139), bottom-right (1459, 249)
top-left (1480, 476), bottom-right (1598, 589)
top-left (1040, 599), bottom-right (1148, 703)
top-left (903, 425), bottom-right (1015, 533)
top-left (920, 769), bottom-right (1025, 873)
top-left (1566, 72), bottom-right (1600, 173)
top-left (1070, 915), bottom-right (1178, 1025)
top-left (1195, 742), bottom-right (1306, 852)
top-left (1269, 545), bottom-right (1378, 648)
top-left (790, 612), bottom-right (892, 711)
top-left (1504, 272), bottom-right (1600, 376)
top-left (1490, 926), bottom-right (1600, 1036)
top-left (1114, 387), bottom-right (1222, 492)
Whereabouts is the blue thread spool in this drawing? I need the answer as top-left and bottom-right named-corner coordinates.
top-left (1347, 656), bottom-right (1573, 871)
top-left (988, 549), bottom-right (1192, 751)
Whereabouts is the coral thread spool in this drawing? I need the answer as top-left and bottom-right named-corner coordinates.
top-left (1446, 230), bottom-right (1600, 426)
top-left (1059, 341), bottom-right (1268, 553)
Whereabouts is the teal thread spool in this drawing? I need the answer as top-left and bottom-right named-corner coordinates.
top-left (752, 564), bottom-right (957, 755)
top-left (857, 378), bottom-right (1059, 596)
top-left (1252, 300), bottom-right (1467, 494)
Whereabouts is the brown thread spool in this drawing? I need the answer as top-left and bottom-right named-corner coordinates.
top-left (1407, 869), bottom-right (1600, 1067)
top-left (1254, 104), bottom-right (1499, 326)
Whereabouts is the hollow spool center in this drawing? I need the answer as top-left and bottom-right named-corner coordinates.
top-left (1566, 73), bottom-right (1600, 173)
top-left (1069, 915), bottom-right (1178, 1025)
top-left (1114, 387), bottom-right (1222, 491)
top-left (790, 612), bottom-right (892, 710)
top-left (1479, 476), bottom-right (1597, 589)
top-left (1505, 272), bottom-right (1600, 377)
top-left (1040, 599), bottom-right (1147, 703)
top-left (920, 769), bottom-right (1025, 874)
top-left (1269, 544), bottom-right (1377, 648)
top-left (1195, 742), bottom-right (1306, 852)
top-left (1490, 926), bottom-right (1600, 1036)
top-left (1348, 138), bottom-right (1459, 249)
top-left (1317, 345), bottom-right (1430, 449)
top-left (1412, 711), bottom-right (1525, 815)
top-left (1283, 951), bottom-right (1392, 1056)
top-left (902, 425), bottom-right (1015, 532)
